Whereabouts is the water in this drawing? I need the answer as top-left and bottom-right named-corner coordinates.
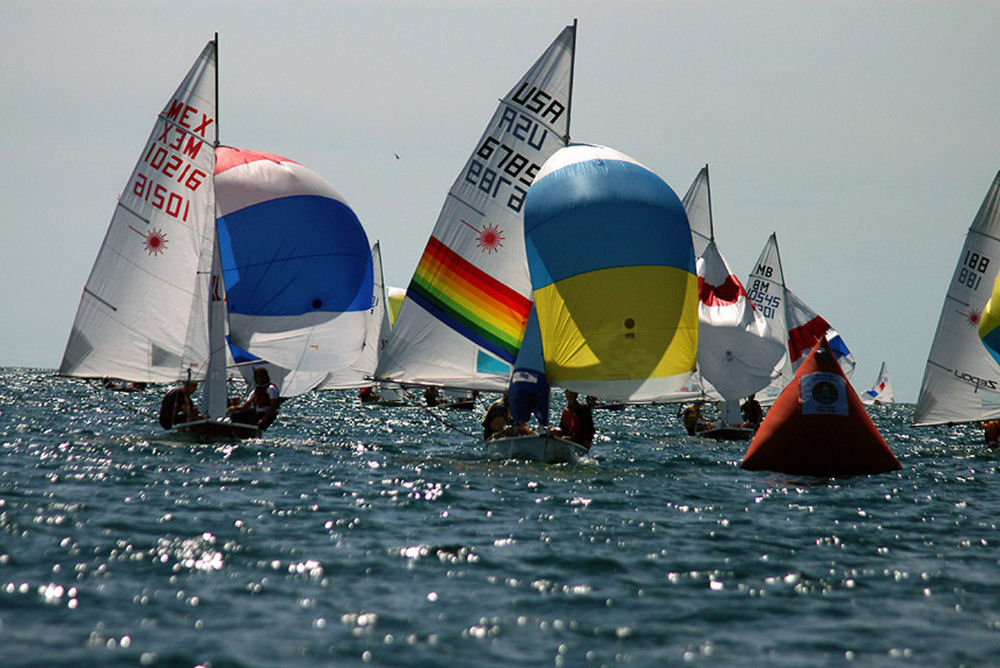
top-left (1, 368), bottom-right (998, 667)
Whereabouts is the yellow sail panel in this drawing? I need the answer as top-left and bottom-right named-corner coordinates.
top-left (534, 265), bottom-right (698, 400)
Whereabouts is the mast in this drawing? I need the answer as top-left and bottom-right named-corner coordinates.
top-left (202, 32), bottom-right (227, 419)
top-left (214, 32), bottom-right (219, 147)
top-left (565, 18), bottom-right (577, 144)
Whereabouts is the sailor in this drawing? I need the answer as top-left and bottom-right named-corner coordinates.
top-left (228, 366), bottom-right (280, 430)
top-left (158, 380), bottom-right (202, 429)
top-left (424, 386), bottom-right (444, 407)
top-left (482, 393), bottom-right (511, 441)
top-left (552, 390), bottom-right (581, 439)
top-left (573, 395), bottom-right (596, 449)
top-left (681, 400), bottom-right (713, 435)
top-left (741, 394), bottom-right (764, 430)
top-left (358, 386), bottom-right (380, 404)
top-left (983, 419), bottom-right (1000, 447)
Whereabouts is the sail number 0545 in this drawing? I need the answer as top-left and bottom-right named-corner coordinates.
top-left (958, 250), bottom-right (991, 290)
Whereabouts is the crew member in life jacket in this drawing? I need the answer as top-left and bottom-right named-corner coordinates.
top-left (681, 399), bottom-right (714, 435)
top-left (983, 419), bottom-right (1000, 447)
top-left (159, 380), bottom-right (202, 429)
top-left (228, 366), bottom-right (280, 430)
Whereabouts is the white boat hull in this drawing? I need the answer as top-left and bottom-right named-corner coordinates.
top-left (487, 433), bottom-right (589, 464)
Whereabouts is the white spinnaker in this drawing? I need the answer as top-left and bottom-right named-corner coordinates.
top-left (60, 41), bottom-right (217, 384)
top-left (318, 242), bottom-right (388, 390)
top-left (375, 24), bottom-right (575, 391)
top-left (696, 240), bottom-right (785, 401)
top-left (681, 166), bottom-right (784, 403)
top-left (914, 171), bottom-right (1000, 426)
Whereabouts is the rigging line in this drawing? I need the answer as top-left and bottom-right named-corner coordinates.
top-left (398, 386), bottom-right (480, 439)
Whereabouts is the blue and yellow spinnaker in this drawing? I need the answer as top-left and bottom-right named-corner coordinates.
top-left (510, 144), bottom-right (698, 420)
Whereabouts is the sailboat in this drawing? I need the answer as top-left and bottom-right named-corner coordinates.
top-left (58, 37), bottom-right (255, 437)
top-left (60, 37), bottom-right (373, 438)
top-left (861, 361), bottom-right (894, 405)
top-left (501, 143), bottom-right (700, 463)
top-left (374, 23), bottom-right (577, 393)
top-left (681, 166), bottom-right (785, 439)
top-left (745, 232), bottom-right (856, 406)
top-left (913, 171), bottom-right (1000, 426)
top-left (214, 147), bottom-right (374, 397)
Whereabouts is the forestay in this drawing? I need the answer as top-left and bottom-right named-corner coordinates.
top-left (214, 147), bottom-right (373, 397)
top-left (914, 171), bottom-right (1000, 425)
top-left (60, 42), bottom-right (218, 385)
top-left (510, 144), bottom-right (698, 422)
top-left (375, 24), bottom-right (576, 391)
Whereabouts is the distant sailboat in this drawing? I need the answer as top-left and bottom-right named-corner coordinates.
top-left (375, 23), bottom-right (577, 392)
top-left (861, 361), bottom-right (894, 405)
top-left (746, 232), bottom-right (856, 405)
top-left (58, 37), bottom-right (257, 438)
top-left (913, 171), bottom-right (1000, 426)
top-left (501, 144), bottom-right (699, 463)
top-left (682, 166), bottom-right (785, 438)
top-left (214, 147), bottom-right (374, 396)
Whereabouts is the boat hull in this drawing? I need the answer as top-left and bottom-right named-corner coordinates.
top-left (698, 426), bottom-right (755, 441)
top-left (172, 418), bottom-right (260, 440)
top-left (487, 432), bottom-right (589, 464)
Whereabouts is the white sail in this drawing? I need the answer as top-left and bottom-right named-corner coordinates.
top-left (861, 361), bottom-right (894, 405)
top-left (913, 171), bottom-right (1000, 426)
top-left (60, 41), bottom-right (218, 386)
top-left (375, 24), bottom-right (576, 391)
top-left (746, 232), bottom-right (855, 404)
top-left (683, 166), bottom-right (785, 403)
top-left (318, 242), bottom-right (387, 390)
top-left (683, 165), bottom-right (713, 258)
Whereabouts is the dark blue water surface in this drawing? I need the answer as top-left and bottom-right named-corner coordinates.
top-left (1, 368), bottom-right (998, 667)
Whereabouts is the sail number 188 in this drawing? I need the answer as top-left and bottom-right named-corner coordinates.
top-left (958, 250), bottom-right (991, 291)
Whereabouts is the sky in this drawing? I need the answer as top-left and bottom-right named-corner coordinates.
top-left (3, 0), bottom-right (999, 402)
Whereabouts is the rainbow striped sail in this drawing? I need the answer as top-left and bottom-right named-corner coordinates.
top-left (376, 24), bottom-right (576, 391)
top-left (510, 144), bottom-right (698, 421)
top-left (407, 237), bottom-right (532, 364)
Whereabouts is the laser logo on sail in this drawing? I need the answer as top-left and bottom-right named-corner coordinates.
top-left (462, 219), bottom-right (505, 254)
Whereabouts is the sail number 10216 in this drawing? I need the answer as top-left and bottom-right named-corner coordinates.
top-left (958, 250), bottom-right (991, 290)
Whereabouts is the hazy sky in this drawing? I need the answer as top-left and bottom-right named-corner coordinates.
top-left (4, 0), bottom-right (999, 401)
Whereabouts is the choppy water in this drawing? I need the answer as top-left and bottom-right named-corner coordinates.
top-left (1, 368), bottom-right (998, 667)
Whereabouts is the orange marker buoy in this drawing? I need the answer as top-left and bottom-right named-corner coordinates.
top-left (740, 340), bottom-right (901, 477)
